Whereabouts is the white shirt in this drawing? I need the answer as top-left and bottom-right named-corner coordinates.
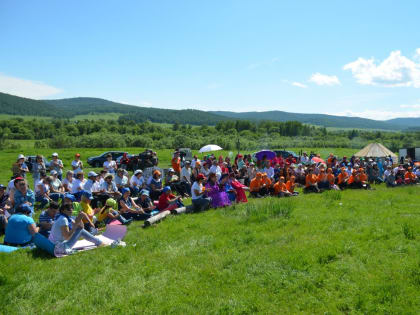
top-left (263, 167), bottom-right (274, 179)
top-left (201, 167), bottom-right (210, 177)
top-left (72, 160), bottom-right (83, 174)
top-left (191, 181), bottom-right (203, 200)
top-left (301, 155), bottom-right (310, 164)
top-left (130, 175), bottom-right (145, 188)
top-left (83, 179), bottom-right (96, 193)
top-left (71, 178), bottom-right (85, 194)
top-left (383, 170), bottom-right (391, 178)
top-left (209, 165), bottom-right (222, 180)
top-left (35, 180), bottom-right (49, 196)
top-left (62, 178), bottom-right (73, 192)
top-left (103, 160), bottom-right (117, 173)
top-left (7, 179), bottom-right (15, 194)
top-left (180, 167), bottom-right (192, 183)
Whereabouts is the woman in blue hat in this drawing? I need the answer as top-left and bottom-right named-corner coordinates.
top-left (119, 188), bottom-right (151, 220)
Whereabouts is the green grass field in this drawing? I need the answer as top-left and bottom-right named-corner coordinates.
top-left (1, 146), bottom-right (417, 314)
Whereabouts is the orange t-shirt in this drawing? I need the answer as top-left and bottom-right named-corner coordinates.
top-left (171, 157), bottom-right (181, 173)
top-left (262, 177), bottom-right (272, 186)
top-left (286, 181), bottom-right (295, 193)
top-left (305, 174), bottom-right (317, 187)
top-left (273, 182), bottom-right (287, 194)
top-left (250, 178), bottom-right (262, 192)
top-left (405, 172), bottom-right (416, 180)
top-left (327, 174), bottom-right (335, 185)
top-left (338, 172), bottom-right (348, 184)
top-left (359, 173), bottom-right (367, 182)
top-left (317, 173), bottom-right (327, 183)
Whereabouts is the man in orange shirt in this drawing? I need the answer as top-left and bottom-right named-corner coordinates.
top-left (326, 168), bottom-right (338, 190)
top-left (261, 173), bottom-right (272, 195)
top-left (405, 167), bottom-right (418, 184)
top-left (171, 151), bottom-right (181, 175)
top-left (304, 168), bottom-right (319, 193)
top-left (273, 176), bottom-right (292, 197)
top-left (249, 172), bottom-right (264, 198)
top-left (337, 167), bottom-right (349, 190)
top-left (317, 168), bottom-right (330, 190)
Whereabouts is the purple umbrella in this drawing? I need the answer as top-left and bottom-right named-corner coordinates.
top-left (255, 150), bottom-right (276, 160)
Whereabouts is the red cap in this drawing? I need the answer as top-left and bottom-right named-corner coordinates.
top-left (75, 153), bottom-right (81, 157)
top-left (196, 173), bottom-right (206, 180)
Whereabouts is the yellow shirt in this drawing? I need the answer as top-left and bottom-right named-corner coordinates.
top-left (81, 201), bottom-right (94, 223)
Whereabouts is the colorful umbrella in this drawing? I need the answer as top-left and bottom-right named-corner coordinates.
top-left (255, 150), bottom-right (276, 160)
top-left (311, 157), bottom-right (325, 164)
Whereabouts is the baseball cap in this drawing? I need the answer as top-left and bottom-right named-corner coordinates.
top-left (121, 187), bottom-right (130, 195)
top-left (52, 153), bottom-right (58, 157)
top-left (163, 186), bottom-right (171, 193)
top-left (134, 169), bottom-right (143, 175)
top-left (196, 173), bottom-right (205, 180)
top-left (0, 184), bottom-right (5, 190)
top-left (75, 153), bottom-right (81, 157)
top-left (168, 168), bottom-right (175, 173)
top-left (64, 193), bottom-right (76, 202)
top-left (17, 154), bottom-right (25, 160)
top-left (50, 170), bottom-right (58, 176)
top-left (88, 171), bottom-right (98, 177)
top-left (81, 191), bottom-right (94, 200)
top-left (140, 189), bottom-right (149, 196)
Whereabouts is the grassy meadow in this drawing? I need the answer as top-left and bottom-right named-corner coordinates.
top-left (1, 145), bottom-right (418, 314)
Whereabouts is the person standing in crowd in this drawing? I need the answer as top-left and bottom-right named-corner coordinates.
top-left (31, 155), bottom-right (46, 189)
top-left (49, 153), bottom-right (64, 180)
top-left (71, 153), bottom-right (83, 174)
top-left (103, 154), bottom-right (117, 174)
top-left (171, 151), bottom-right (181, 175)
top-left (12, 154), bottom-right (29, 178)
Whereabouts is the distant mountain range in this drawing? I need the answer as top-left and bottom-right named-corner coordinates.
top-left (0, 91), bottom-right (419, 130)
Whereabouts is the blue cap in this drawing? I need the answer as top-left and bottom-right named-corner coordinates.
top-left (163, 186), bottom-right (171, 193)
top-left (16, 203), bottom-right (32, 214)
top-left (140, 189), bottom-right (149, 196)
top-left (64, 193), bottom-right (76, 202)
top-left (81, 191), bottom-right (94, 200)
top-left (121, 187), bottom-right (130, 195)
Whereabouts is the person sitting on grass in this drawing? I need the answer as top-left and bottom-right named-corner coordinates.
top-left (221, 173), bottom-right (236, 203)
top-left (249, 172), bottom-right (264, 198)
top-left (180, 161), bottom-right (192, 197)
top-left (130, 169), bottom-right (145, 196)
top-left (337, 167), bottom-right (349, 190)
top-left (386, 170), bottom-right (397, 187)
top-left (119, 188), bottom-right (151, 220)
top-left (12, 177), bottom-right (35, 215)
top-left (71, 171), bottom-right (85, 200)
top-left (148, 170), bottom-right (163, 201)
top-left (95, 198), bottom-right (132, 226)
top-left (80, 191), bottom-right (98, 234)
top-left (38, 201), bottom-right (60, 238)
top-left (405, 167), bottom-right (418, 184)
top-left (35, 172), bottom-right (52, 208)
top-left (229, 172), bottom-right (249, 203)
top-left (115, 168), bottom-right (129, 192)
top-left (100, 173), bottom-right (121, 199)
top-left (273, 176), bottom-right (293, 197)
top-left (205, 173), bottom-right (231, 208)
top-left (191, 174), bottom-right (212, 212)
top-left (50, 170), bottom-right (64, 194)
top-left (4, 204), bottom-right (38, 247)
top-left (62, 170), bottom-right (74, 192)
top-left (137, 189), bottom-right (157, 213)
top-left (304, 168), bottom-right (320, 193)
top-left (286, 176), bottom-right (299, 196)
top-left (326, 168), bottom-right (339, 190)
top-left (317, 168), bottom-right (330, 190)
top-left (165, 168), bottom-right (186, 197)
top-left (261, 173), bottom-right (272, 196)
top-left (157, 186), bottom-right (184, 212)
top-left (31, 155), bottom-right (46, 189)
top-left (49, 204), bottom-right (104, 255)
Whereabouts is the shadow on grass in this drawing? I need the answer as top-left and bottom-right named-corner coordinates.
top-left (30, 248), bottom-right (55, 260)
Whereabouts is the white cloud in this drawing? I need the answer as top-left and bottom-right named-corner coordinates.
top-left (325, 109), bottom-right (420, 120)
top-left (400, 104), bottom-right (420, 109)
top-left (343, 49), bottom-right (420, 88)
top-left (0, 73), bottom-right (62, 99)
top-left (308, 73), bottom-right (340, 86)
top-left (292, 81), bottom-right (307, 88)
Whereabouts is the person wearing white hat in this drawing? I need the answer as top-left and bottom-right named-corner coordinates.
top-left (83, 171), bottom-right (98, 194)
top-left (129, 169), bottom-right (144, 196)
top-left (49, 152), bottom-right (64, 180)
top-left (12, 154), bottom-right (29, 178)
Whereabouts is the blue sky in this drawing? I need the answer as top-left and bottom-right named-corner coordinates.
top-left (1, 0), bottom-right (420, 120)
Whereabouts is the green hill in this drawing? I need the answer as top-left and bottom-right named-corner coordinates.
top-left (210, 110), bottom-right (403, 130)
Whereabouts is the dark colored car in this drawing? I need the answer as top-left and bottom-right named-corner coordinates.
top-left (25, 156), bottom-right (50, 172)
top-left (87, 151), bottom-right (127, 168)
top-left (273, 150), bottom-right (299, 159)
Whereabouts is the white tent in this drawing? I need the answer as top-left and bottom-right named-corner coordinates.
top-left (199, 144), bottom-right (223, 153)
top-left (354, 143), bottom-right (397, 158)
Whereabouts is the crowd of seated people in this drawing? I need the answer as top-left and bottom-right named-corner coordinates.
top-left (1, 150), bottom-right (419, 251)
